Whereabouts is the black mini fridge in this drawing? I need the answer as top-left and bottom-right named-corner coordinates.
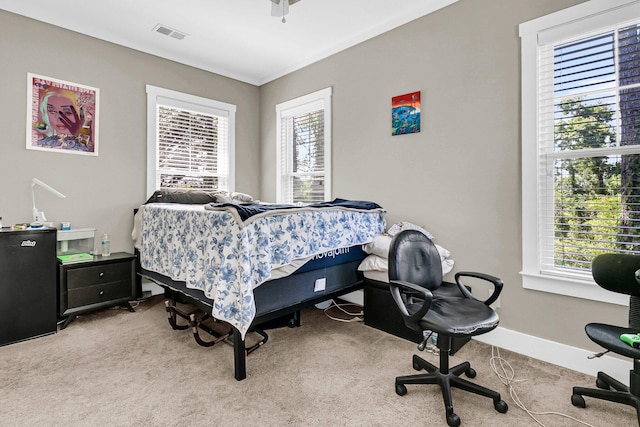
top-left (0, 228), bottom-right (57, 346)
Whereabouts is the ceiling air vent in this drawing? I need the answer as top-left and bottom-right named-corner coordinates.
top-left (153, 24), bottom-right (188, 40)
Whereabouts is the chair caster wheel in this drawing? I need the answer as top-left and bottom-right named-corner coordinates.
top-left (571, 394), bottom-right (586, 408)
top-left (446, 413), bottom-right (461, 427)
top-left (465, 367), bottom-right (476, 378)
top-left (494, 399), bottom-right (508, 413)
top-left (595, 378), bottom-right (610, 390)
top-left (395, 383), bottom-right (407, 396)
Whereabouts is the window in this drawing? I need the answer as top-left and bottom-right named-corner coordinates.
top-left (520, 0), bottom-right (640, 304)
top-left (146, 85), bottom-right (235, 197)
top-left (276, 87), bottom-right (332, 203)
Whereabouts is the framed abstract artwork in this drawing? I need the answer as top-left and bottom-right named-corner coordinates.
top-left (392, 91), bottom-right (421, 136)
top-left (26, 73), bottom-right (99, 156)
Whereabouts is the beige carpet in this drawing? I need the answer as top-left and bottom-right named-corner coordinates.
top-left (0, 296), bottom-right (636, 427)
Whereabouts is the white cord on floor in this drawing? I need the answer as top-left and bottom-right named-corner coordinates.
top-left (490, 345), bottom-right (594, 427)
top-left (322, 299), bottom-right (363, 323)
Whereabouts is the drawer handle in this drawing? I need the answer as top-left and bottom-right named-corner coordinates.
top-left (99, 272), bottom-right (104, 277)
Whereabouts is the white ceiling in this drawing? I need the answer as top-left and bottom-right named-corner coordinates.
top-left (0, 0), bottom-right (457, 86)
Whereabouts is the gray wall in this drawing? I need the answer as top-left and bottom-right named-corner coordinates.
top-left (259, 0), bottom-right (628, 350)
top-left (0, 10), bottom-right (260, 254)
top-left (0, 0), bottom-right (629, 351)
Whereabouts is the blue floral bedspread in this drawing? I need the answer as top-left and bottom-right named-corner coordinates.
top-left (139, 203), bottom-right (386, 338)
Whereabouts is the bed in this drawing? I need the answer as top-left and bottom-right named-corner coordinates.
top-left (134, 196), bottom-right (386, 380)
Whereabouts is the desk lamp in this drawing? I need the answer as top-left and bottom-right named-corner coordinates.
top-left (31, 178), bottom-right (66, 228)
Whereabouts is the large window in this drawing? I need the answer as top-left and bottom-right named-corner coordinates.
top-left (146, 85), bottom-right (235, 198)
top-left (276, 87), bottom-right (332, 204)
top-left (520, 0), bottom-right (640, 304)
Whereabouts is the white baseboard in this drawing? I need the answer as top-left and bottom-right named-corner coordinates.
top-left (474, 326), bottom-right (632, 386)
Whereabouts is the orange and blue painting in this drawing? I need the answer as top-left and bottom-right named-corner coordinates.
top-left (392, 91), bottom-right (420, 136)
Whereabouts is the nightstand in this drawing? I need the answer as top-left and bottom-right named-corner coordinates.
top-left (58, 252), bottom-right (136, 329)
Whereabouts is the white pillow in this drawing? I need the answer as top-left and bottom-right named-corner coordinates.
top-left (231, 192), bottom-right (254, 203)
top-left (435, 244), bottom-right (450, 260)
top-left (363, 234), bottom-right (392, 258)
top-left (358, 255), bottom-right (388, 271)
top-left (387, 221), bottom-right (434, 240)
top-left (442, 259), bottom-right (454, 275)
top-left (358, 254), bottom-right (455, 277)
top-left (363, 233), bottom-right (451, 261)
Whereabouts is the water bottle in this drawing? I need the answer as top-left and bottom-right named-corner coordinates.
top-left (428, 332), bottom-right (438, 352)
top-left (420, 330), bottom-right (438, 352)
top-left (101, 233), bottom-right (111, 256)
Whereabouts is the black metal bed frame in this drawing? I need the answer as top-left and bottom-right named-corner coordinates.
top-left (137, 260), bottom-right (364, 381)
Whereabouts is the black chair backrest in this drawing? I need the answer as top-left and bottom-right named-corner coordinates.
top-left (388, 230), bottom-right (442, 291)
top-left (592, 253), bottom-right (640, 328)
top-left (592, 254), bottom-right (640, 298)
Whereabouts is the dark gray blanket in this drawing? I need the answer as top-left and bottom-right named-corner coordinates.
top-left (208, 198), bottom-right (383, 222)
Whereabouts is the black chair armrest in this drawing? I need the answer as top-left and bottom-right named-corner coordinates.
top-left (454, 271), bottom-right (503, 306)
top-left (389, 280), bottom-right (433, 327)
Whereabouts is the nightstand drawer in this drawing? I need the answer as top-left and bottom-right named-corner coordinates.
top-left (67, 280), bottom-right (130, 308)
top-left (66, 262), bottom-right (131, 290)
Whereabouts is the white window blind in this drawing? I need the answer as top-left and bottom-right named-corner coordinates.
top-left (156, 104), bottom-right (228, 191)
top-left (146, 85), bottom-right (235, 198)
top-left (537, 20), bottom-right (640, 277)
top-left (276, 88), bottom-right (332, 204)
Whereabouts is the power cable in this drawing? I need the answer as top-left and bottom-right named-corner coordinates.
top-left (490, 345), bottom-right (595, 427)
top-left (322, 299), bottom-right (363, 323)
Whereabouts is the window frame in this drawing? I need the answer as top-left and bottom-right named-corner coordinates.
top-left (275, 87), bottom-right (332, 204)
top-left (145, 85), bottom-right (236, 198)
top-left (519, 0), bottom-right (640, 305)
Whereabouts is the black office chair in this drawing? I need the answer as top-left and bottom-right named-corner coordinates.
top-left (571, 253), bottom-right (640, 423)
top-left (388, 230), bottom-right (508, 427)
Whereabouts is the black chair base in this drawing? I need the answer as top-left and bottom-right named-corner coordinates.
top-left (572, 370), bottom-right (640, 424)
top-left (395, 349), bottom-right (508, 427)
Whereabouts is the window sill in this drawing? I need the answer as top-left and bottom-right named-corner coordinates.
top-left (520, 271), bottom-right (628, 306)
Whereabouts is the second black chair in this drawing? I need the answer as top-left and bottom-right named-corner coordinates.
top-left (388, 230), bottom-right (508, 427)
top-left (571, 253), bottom-right (640, 424)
